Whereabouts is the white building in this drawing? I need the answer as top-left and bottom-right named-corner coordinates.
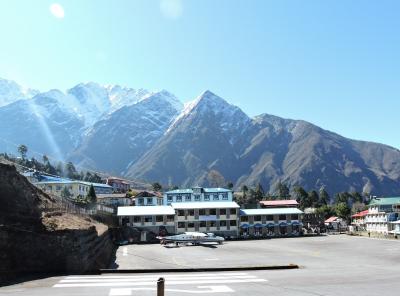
top-left (164, 187), bottom-right (233, 205)
top-left (172, 201), bottom-right (239, 237)
top-left (366, 197), bottom-right (400, 234)
top-left (239, 208), bottom-right (304, 237)
top-left (118, 206), bottom-right (176, 234)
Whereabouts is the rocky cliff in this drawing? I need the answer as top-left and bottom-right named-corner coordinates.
top-left (0, 163), bottom-right (115, 284)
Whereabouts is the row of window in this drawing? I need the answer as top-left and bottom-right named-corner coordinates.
top-left (167, 193), bottom-right (229, 202)
top-left (177, 220), bottom-right (237, 228)
top-left (177, 209), bottom-right (237, 216)
top-left (132, 215), bottom-right (175, 223)
top-left (240, 214), bottom-right (299, 222)
top-left (137, 198), bottom-right (162, 205)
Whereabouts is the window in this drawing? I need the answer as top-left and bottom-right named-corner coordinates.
top-left (194, 194), bottom-right (200, 201)
top-left (144, 216), bottom-right (152, 223)
top-left (210, 221), bottom-right (216, 227)
top-left (166, 215), bottom-right (174, 222)
top-left (291, 214), bottom-right (298, 220)
top-left (56, 185), bottom-right (61, 191)
top-left (176, 195), bottom-right (182, 202)
top-left (254, 215), bottom-right (261, 222)
top-left (210, 209), bottom-right (216, 215)
top-left (146, 198), bottom-right (153, 205)
top-left (230, 220), bottom-right (237, 226)
top-left (213, 194), bottom-right (219, 201)
top-left (204, 194), bottom-right (210, 201)
top-left (199, 209), bottom-right (206, 215)
top-left (133, 216), bottom-right (141, 223)
top-left (222, 193), bottom-right (228, 200)
top-left (266, 215), bottom-right (273, 221)
top-left (200, 221), bottom-right (206, 227)
top-left (138, 198), bottom-right (144, 205)
top-left (167, 195), bottom-right (173, 201)
top-left (178, 210), bottom-right (185, 216)
top-left (178, 222), bottom-right (185, 228)
top-left (220, 209), bottom-right (226, 215)
top-left (230, 209), bottom-right (237, 215)
top-left (220, 220), bottom-right (227, 227)
top-left (188, 222), bottom-right (195, 228)
top-left (156, 216), bottom-right (163, 222)
top-left (279, 214), bottom-right (287, 221)
top-left (241, 216), bottom-right (248, 222)
top-left (185, 195), bottom-right (191, 201)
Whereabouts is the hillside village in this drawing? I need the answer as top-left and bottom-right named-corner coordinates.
top-left (2, 146), bottom-right (399, 244)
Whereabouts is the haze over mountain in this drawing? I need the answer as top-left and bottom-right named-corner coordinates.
top-left (0, 78), bottom-right (399, 196)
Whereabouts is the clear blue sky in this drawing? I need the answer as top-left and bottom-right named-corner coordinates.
top-left (1, 0), bottom-right (400, 148)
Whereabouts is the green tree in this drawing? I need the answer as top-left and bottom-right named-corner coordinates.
top-left (319, 187), bottom-right (330, 206)
top-left (294, 186), bottom-right (309, 209)
top-left (65, 162), bottom-right (78, 179)
top-left (255, 183), bottom-right (265, 201)
top-left (86, 184), bottom-right (97, 204)
top-left (152, 182), bottom-right (162, 192)
top-left (315, 205), bottom-right (336, 220)
top-left (336, 202), bottom-right (351, 221)
top-left (61, 186), bottom-right (72, 199)
top-left (308, 190), bottom-right (319, 207)
top-left (226, 182), bottom-right (234, 190)
top-left (18, 144), bottom-right (28, 159)
top-left (241, 185), bottom-right (248, 198)
top-left (275, 181), bottom-right (290, 199)
top-left (42, 155), bottom-right (49, 164)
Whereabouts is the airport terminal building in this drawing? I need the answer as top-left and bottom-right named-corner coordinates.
top-left (117, 187), bottom-right (304, 238)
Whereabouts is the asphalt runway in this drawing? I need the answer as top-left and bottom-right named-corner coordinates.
top-left (1, 235), bottom-right (400, 295)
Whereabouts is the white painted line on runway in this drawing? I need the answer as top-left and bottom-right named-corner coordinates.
top-left (53, 278), bottom-right (267, 288)
top-left (122, 247), bottom-right (128, 257)
top-left (60, 275), bottom-right (257, 283)
top-left (66, 272), bottom-right (249, 279)
top-left (109, 285), bottom-right (234, 295)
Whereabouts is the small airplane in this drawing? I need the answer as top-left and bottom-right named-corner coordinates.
top-left (157, 232), bottom-right (224, 246)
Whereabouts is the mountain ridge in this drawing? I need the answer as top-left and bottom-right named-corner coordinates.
top-left (0, 78), bottom-right (399, 195)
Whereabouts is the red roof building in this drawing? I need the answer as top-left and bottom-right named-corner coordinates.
top-left (259, 200), bottom-right (299, 208)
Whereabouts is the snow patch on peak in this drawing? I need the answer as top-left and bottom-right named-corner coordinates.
top-left (0, 78), bottom-right (39, 107)
top-left (139, 90), bottom-right (183, 112)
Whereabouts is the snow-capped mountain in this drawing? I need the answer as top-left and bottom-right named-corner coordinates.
top-left (70, 90), bottom-right (183, 174)
top-left (1, 78), bottom-right (400, 196)
top-left (0, 78), bottom-right (38, 107)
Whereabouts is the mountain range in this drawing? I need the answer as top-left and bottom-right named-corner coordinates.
top-left (1, 77), bottom-right (399, 196)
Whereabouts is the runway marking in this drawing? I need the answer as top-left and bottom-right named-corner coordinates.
top-left (53, 272), bottom-right (268, 289)
top-left (109, 285), bottom-right (234, 295)
top-left (122, 247), bottom-right (128, 257)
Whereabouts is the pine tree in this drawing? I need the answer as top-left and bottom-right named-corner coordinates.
top-left (319, 187), bottom-right (330, 206)
top-left (255, 183), bottom-right (265, 201)
top-left (17, 144), bottom-right (28, 159)
top-left (86, 184), bottom-right (97, 204)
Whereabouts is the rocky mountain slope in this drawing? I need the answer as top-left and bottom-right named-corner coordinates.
top-left (0, 163), bottom-right (114, 282)
top-left (0, 78), bottom-right (399, 195)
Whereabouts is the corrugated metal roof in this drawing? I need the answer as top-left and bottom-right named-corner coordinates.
top-left (171, 202), bottom-right (239, 209)
top-left (369, 197), bottom-right (400, 206)
top-left (117, 206), bottom-right (175, 216)
top-left (325, 216), bottom-right (339, 223)
top-left (259, 200), bottom-right (298, 206)
top-left (240, 208), bottom-right (303, 215)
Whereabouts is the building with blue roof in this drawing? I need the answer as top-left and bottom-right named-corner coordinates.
top-left (34, 179), bottom-right (112, 199)
top-left (164, 187), bottom-right (233, 205)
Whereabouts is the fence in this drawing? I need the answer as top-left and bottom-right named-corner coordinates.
top-left (42, 195), bottom-right (114, 216)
